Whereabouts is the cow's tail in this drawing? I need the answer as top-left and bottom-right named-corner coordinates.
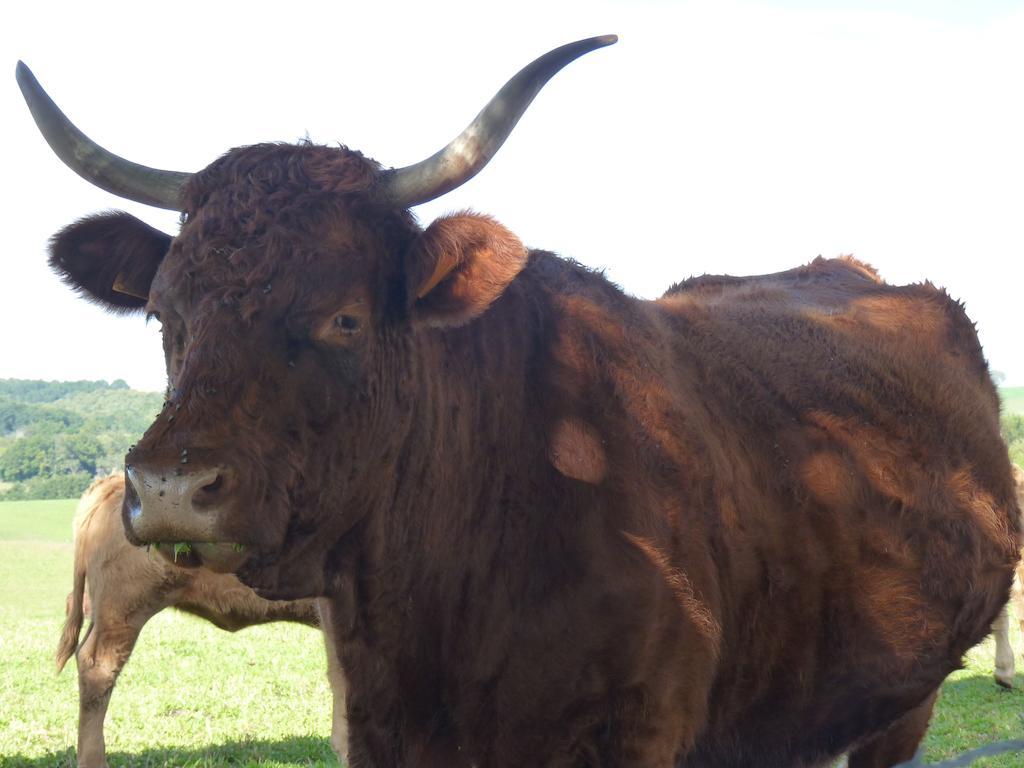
top-left (56, 486), bottom-right (99, 674)
top-left (56, 555), bottom-right (86, 673)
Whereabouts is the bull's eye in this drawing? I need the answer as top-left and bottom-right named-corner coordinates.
top-left (313, 302), bottom-right (370, 347)
top-left (334, 314), bottom-right (361, 334)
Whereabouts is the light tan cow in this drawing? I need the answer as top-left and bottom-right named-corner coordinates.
top-left (57, 475), bottom-right (348, 768)
top-left (993, 463), bottom-right (1024, 688)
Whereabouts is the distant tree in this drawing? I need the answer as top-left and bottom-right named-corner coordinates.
top-left (0, 378), bottom-right (134, 404)
top-left (0, 472), bottom-right (92, 501)
top-left (0, 435), bottom-right (56, 481)
top-left (0, 379), bottom-right (162, 498)
top-left (0, 399), bottom-right (82, 435)
top-left (0, 400), bottom-right (36, 434)
top-left (54, 432), bottom-right (103, 476)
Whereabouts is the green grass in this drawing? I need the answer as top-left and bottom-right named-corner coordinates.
top-left (0, 498), bottom-right (336, 767)
top-left (1002, 387), bottom-right (1024, 416)
top-left (927, 633), bottom-right (1024, 767)
top-left (0, 498), bottom-right (78, 542)
top-left (1, 500), bottom-right (1022, 767)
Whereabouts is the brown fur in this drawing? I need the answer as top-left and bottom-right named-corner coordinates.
top-left (58, 475), bottom-right (348, 768)
top-left (45, 142), bottom-right (1021, 768)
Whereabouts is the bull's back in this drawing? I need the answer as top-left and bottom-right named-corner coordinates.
top-left (651, 257), bottom-right (1019, 765)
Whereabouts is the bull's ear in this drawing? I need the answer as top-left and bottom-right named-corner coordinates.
top-left (48, 211), bottom-right (171, 313)
top-left (407, 212), bottom-right (528, 327)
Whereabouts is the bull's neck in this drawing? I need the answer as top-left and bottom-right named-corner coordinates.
top-left (368, 268), bottom-right (552, 563)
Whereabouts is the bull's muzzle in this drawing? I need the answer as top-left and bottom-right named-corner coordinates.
top-left (124, 463), bottom-right (248, 573)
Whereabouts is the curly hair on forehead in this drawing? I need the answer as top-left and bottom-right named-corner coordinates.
top-left (178, 143), bottom-right (419, 246)
top-left (165, 142), bottom-right (421, 304)
top-left (182, 142), bottom-right (386, 212)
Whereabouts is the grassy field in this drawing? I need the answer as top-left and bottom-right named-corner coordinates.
top-left (0, 498), bottom-right (335, 767)
top-left (1, 500), bottom-right (1022, 767)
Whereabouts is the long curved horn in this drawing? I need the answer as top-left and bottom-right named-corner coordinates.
top-left (382, 35), bottom-right (617, 208)
top-left (16, 62), bottom-right (191, 210)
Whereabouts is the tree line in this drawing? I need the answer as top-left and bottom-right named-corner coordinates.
top-left (0, 379), bottom-right (163, 500)
top-left (0, 377), bottom-right (1022, 501)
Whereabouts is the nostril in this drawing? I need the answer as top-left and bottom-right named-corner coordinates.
top-left (126, 465), bottom-right (146, 499)
top-left (191, 468), bottom-right (233, 507)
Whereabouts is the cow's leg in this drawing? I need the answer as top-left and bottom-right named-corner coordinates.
top-left (326, 640), bottom-right (350, 765)
top-left (318, 599), bottom-right (349, 764)
top-left (1011, 571), bottom-right (1024, 680)
top-left (993, 603), bottom-right (1015, 688)
top-left (75, 602), bottom-right (157, 768)
top-left (847, 690), bottom-right (938, 768)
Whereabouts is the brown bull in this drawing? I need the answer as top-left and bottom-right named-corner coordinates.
top-left (58, 474), bottom-right (348, 767)
top-left (19, 36), bottom-right (1021, 768)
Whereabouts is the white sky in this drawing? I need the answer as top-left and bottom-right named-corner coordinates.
top-left (2, 0), bottom-right (1023, 391)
